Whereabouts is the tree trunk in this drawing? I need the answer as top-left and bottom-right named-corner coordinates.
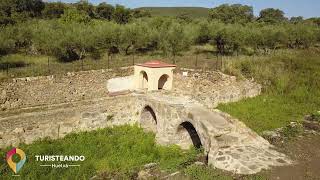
top-left (80, 49), bottom-right (85, 71)
top-left (172, 53), bottom-right (176, 64)
top-left (195, 53), bottom-right (198, 68)
top-left (107, 53), bottom-right (110, 69)
top-left (47, 57), bottom-right (50, 74)
top-left (125, 45), bottom-right (131, 55)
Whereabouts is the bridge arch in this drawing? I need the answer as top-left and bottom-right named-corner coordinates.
top-left (172, 112), bottom-right (213, 157)
top-left (177, 121), bottom-right (202, 149)
top-left (140, 105), bottom-right (157, 132)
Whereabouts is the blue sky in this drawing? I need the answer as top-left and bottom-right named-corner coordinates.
top-left (50, 0), bottom-right (320, 18)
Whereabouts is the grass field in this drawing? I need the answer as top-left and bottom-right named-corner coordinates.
top-left (0, 125), bottom-right (269, 180)
top-left (0, 125), bottom-right (200, 179)
top-left (136, 7), bottom-right (210, 18)
top-left (219, 49), bottom-right (320, 133)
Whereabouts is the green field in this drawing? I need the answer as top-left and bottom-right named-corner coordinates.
top-left (0, 125), bottom-right (200, 179)
top-left (219, 49), bottom-right (320, 133)
top-left (136, 7), bottom-right (210, 18)
top-left (0, 125), bottom-right (268, 179)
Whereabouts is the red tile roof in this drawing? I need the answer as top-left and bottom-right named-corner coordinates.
top-left (136, 60), bottom-right (176, 68)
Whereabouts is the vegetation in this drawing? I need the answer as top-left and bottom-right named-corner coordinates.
top-left (0, 0), bottom-right (319, 65)
top-left (218, 49), bottom-right (320, 133)
top-left (136, 7), bottom-right (210, 18)
top-left (310, 111), bottom-right (320, 122)
top-left (184, 165), bottom-right (233, 180)
top-left (0, 125), bottom-right (200, 179)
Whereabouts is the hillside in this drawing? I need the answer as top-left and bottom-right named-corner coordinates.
top-left (136, 7), bottom-right (210, 18)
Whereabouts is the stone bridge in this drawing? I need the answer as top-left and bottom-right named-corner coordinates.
top-left (136, 93), bottom-right (291, 174)
top-left (0, 67), bottom-right (292, 175)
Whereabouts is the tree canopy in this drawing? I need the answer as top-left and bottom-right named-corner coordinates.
top-left (258, 8), bottom-right (287, 24)
top-left (209, 4), bottom-right (254, 24)
top-left (0, 1), bottom-right (319, 62)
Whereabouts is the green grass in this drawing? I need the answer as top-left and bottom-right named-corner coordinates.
top-left (218, 49), bottom-right (320, 133)
top-left (136, 7), bottom-right (210, 18)
top-left (0, 125), bottom-right (199, 179)
top-left (184, 165), bottom-right (233, 180)
top-left (184, 165), bottom-right (268, 180)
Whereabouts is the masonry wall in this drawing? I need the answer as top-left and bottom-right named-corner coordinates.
top-left (0, 95), bottom-right (139, 147)
top-left (172, 68), bottom-right (261, 109)
top-left (0, 68), bottom-right (133, 110)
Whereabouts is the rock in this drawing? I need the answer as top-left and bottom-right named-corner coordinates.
top-left (262, 130), bottom-right (282, 144)
top-left (143, 162), bottom-right (157, 169)
top-left (0, 90), bottom-right (6, 99)
top-left (194, 161), bottom-right (205, 166)
top-left (305, 114), bottom-right (320, 122)
top-left (89, 175), bottom-right (98, 180)
top-left (137, 169), bottom-right (153, 180)
top-left (168, 171), bottom-right (180, 177)
top-left (303, 120), bottom-right (320, 131)
top-left (13, 127), bottom-right (24, 134)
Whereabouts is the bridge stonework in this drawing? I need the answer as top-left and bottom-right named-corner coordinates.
top-left (0, 68), bottom-right (292, 175)
top-left (136, 93), bottom-right (291, 174)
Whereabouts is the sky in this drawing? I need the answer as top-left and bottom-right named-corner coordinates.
top-left (50, 0), bottom-right (320, 18)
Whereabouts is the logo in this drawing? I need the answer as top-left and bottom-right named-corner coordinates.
top-left (6, 148), bottom-right (26, 174)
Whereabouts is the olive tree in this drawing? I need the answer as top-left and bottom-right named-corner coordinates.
top-left (159, 22), bottom-right (191, 63)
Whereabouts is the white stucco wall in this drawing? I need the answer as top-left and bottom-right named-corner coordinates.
top-left (107, 76), bottom-right (134, 93)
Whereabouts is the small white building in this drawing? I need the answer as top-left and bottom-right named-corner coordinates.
top-left (134, 61), bottom-right (176, 91)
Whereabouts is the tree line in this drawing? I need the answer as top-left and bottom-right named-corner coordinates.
top-left (0, 1), bottom-right (319, 62)
top-left (0, 0), bottom-right (150, 25)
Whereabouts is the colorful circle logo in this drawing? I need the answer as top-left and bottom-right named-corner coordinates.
top-left (6, 148), bottom-right (26, 174)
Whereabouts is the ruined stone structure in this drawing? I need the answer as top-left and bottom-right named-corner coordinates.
top-left (0, 65), bottom-right (291, 174)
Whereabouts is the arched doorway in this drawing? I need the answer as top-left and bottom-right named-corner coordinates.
top-left (177, 121), bottom-right (202, 149)
top-left (158, 74), bottom-right (169, 90)
top-left (139, 71), bottom-right (148, 89)
top-left (140, 106), bottom-right (157, 132)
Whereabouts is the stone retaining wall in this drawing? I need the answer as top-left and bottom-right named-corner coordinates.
top-left (173, 68), bottom-right (261, 108)
top-left (0, 95), bottom-right (139, 147)
top-left (0, 68), bottom-right (133, 110)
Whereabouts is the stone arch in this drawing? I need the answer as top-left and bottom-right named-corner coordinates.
top-left (139, 71), bottom-right (148, 89)
top-left (178, 121), bottom-right (202, 148)
top-left (176, 121), bottom-right (203, 149)
top-left (140, 105), bottom-right (157, 132)
top-left (158, 74), bottom-right (169, 90)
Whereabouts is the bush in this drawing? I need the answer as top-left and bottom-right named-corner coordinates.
top-left (281, 122), bottom-right (304, 138)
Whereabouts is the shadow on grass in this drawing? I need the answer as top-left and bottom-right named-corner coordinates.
top-left (0, 61), bottom-right (29, 70)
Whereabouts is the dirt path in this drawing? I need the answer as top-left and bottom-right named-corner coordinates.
top-left (265, 133), bottom-right (320, 180)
